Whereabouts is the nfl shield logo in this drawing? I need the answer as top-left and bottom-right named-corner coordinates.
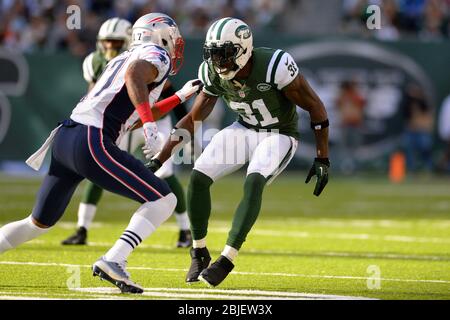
top-left (238, 90), bottom-right (246, 98)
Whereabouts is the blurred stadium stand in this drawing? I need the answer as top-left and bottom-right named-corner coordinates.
top-left (0, 0), bottom-right (449, 175)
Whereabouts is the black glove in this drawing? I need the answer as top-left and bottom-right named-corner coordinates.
top-left (305, 157), bottom-right (330, 197)
top-left (146, 158), bottom-right (162, 173)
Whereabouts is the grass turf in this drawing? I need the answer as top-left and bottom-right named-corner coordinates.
top-left (0, 173), bottom-right (449, 300)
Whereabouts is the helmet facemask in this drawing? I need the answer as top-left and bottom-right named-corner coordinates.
top-left (169, 36), bottom-right (185, 75)
top-left (203, 18), bottom-right (253, 80)
top-left (97, 18), bottom-right (131, 61)
top-left (98, 39), bottom-right (126, 61)
top-left (203, 41), bottom-right (244, 80)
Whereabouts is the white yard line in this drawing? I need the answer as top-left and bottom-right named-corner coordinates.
top-left (0, 290), bottom-right (130, 300)
top-left (72, 287), bottom-right (375, 300)
top-left (1, 260), bottom-right (448, 285)
top-left (85, 241), bottom-right (449, 261)
top-left (48, 222), bottom-right (450, 244)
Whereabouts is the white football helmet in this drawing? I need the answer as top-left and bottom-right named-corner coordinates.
top-left (203, 17), bottom-right (253, 80)
top-left (97, 18), bottom-right (132, 60)
top-left (131, 13), bottom-right (184, 75)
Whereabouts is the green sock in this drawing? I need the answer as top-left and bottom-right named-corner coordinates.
top-left (164, 175), bottom-right (186, 214)
top-left (187, 170), bottom-right (213, 240)
top-left (81, 181), bottom-right (104, 205)
top-left (227, 173), bottom-right (267, 250)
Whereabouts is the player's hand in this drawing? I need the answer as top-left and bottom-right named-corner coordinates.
top-left (142, 122), bottom-right (162, 159)
top-left (145, 158), bottom-right (162, 173)
top-left (305, 158), bottom-right (330, 196)
top-left (175, 79), bottom-right (204, 102)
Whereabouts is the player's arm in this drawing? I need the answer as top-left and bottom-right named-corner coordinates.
top-left (124, 59), bottom-right (163, 157)
top-left (161, 80), bottom-right (190, 121)
top-left (129, 79), bottom-right (203, 130)
top-left (125, 59), bottom-right (158, 108)
top-left (153, 91), bottom-right (217, 166)
top-left (283, 75), bottom-right (329, 158)
top-left (283, 74), bottom-right (330, 196)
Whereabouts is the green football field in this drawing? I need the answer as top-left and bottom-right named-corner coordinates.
top-left (0, 173), bottom-right (449, 300)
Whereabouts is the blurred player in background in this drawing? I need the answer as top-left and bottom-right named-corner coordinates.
top-left (148, 17), bottom-right (330, 287)
top-left (0, 13), bottom-right (202, 293)
top-left (61, 17), bottom-right (192, 248)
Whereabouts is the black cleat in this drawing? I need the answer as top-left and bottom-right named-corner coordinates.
top-left (61, 227), bottom-right (87, 245)
top-left (198, 255), bottom-right (234, 287)
top-left (177, 229), bottom-right (193, 248)
top-left (185, 247), bottom-right (211, 283)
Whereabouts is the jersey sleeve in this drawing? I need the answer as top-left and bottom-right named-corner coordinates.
top-left (138, 45), bottom-right (172, 83)
top-left (269, 51), bottom-right (299, 90)
top-left (82, 53), bottom-right (95, 83)
top-left (198, 61), bottom-right (219, 96)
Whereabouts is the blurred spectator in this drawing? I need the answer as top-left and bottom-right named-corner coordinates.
top-left (336, 80), bottom-right (366, 172)
top-left (375, 0), bottom-right (401, 40)
top-left (437, 92), bottom-right (450, 172)
top-left (397, 0), bottom-right (426, 33)
top-left (400, 83), bottom-right (434, 172)
top-left (1, 0), bottom-right (450, 56)
top-left (341, 0), bottom-right (450, 40)
top-left (419, 0), bottom-right (447, 40)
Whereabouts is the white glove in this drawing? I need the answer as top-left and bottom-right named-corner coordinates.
top-left (175, 79), bottom-right (204, 102)
top-left (142, 122), bottom-right (162, 159)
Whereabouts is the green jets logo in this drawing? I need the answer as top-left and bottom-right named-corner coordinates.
top-left (235, 25), bottom-right (251, 39)
top-left (257, 83), bottom-right (271, 92)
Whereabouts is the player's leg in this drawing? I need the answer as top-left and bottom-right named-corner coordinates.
top-left (63, 130), bottom-right (137, 246)
top-left (164, 174), bottom-right (191, 247)
top-left (155, 116), bottom-right (191, 247)
top-left (0, 151), bottom-right (83, 253)
top-left (83, 126), bottom-right (176, 293)
top-left (61, 181), bottom-right (103, 245)
top-left (199, 133), bottom-right (298, 287)
top-left (186, 122), bottom-right (250, 282)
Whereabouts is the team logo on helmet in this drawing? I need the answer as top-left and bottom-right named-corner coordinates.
top-left (146, 16), bottom-right (177, 27)
top-left (235, 25), bottom-right (251, 40)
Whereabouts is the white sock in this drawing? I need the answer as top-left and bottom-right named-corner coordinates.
top-left (0, 216), bottom-right (50, 253)
top-left (221, 245), bottom-right (238, 262)
top-left (193, 238), bottom-right (206, 249)
top-left (77, 203), bottom-right (97, 230)
top-left (175, 211), bottom-right (190, 230)
top-left (105, 193), bottom-right (176, 262)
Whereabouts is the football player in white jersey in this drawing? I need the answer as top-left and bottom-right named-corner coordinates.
top-left (61, 17), bottom-right (193, 248)
top-left (0, 13), bottom-right (202, 294)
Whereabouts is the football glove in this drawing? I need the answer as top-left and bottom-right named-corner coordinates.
top-left (305, 157), bottom-right (330, 197)
top-left (142, 122), bottom-right (162, 159)
top-left (146, 158), bottom-right (162, 173)
top-left (175, 79), bottom-right (204, 102)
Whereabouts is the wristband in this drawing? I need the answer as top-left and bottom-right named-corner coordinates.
top-left (154, 94), bottom-right (181, 114)
top-left (136, 101), bottom-right (154, 123)
top-left (310, 119), bottom-right (329, 131)
top-left (315, 157), bottom-right (330, 166)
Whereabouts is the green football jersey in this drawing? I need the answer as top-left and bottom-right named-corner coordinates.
top-left (198, 47), bottom-right (300, 139)
top-left (82, 50), bottom-right (109, 83)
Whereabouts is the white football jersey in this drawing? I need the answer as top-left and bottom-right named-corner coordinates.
top-left (71, 42), bottom-right (171, 144)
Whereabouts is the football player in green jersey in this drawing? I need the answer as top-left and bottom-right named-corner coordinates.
top-left (62, 17), bottom-right (193, 248)
top-left (148, 17), bottom-right (330, 287)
